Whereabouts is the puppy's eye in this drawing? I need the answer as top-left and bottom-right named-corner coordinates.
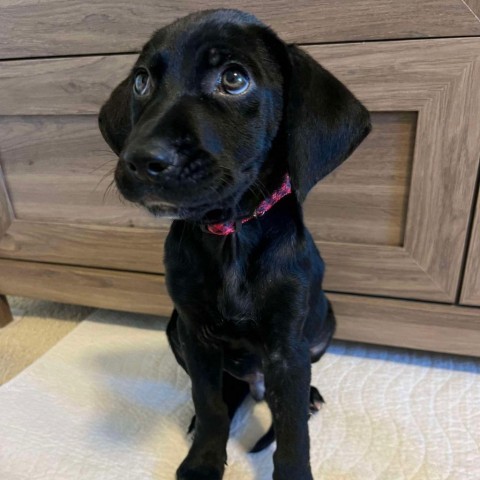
top-left (133, 70), bottom-right (151, 96)
top-left (220, 68), bottom-right (250, 95)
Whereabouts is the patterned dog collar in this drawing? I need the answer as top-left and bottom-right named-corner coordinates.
top-left (205, 174), bottom-right (292, 235)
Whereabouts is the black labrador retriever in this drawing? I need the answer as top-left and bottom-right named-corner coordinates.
top-left (99, 9), bottom-right (370, 480)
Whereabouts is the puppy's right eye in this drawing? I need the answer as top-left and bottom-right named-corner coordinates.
top-left (133, 70), bottom-right (151, 96)
top-left (220, 67), bottom-right (250, 95)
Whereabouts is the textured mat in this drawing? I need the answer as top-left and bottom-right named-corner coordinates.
top-left (0, 308), bottom-right (479, 480)
top-left (0, 297), bottom-right (92, 385)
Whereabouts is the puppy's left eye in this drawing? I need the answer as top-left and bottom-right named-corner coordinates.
top-left (220, 68), bottom-right (250, 95)
top-left (133, 70), bottom-right (151, 96)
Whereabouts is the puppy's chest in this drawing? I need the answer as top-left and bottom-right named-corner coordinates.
top-left (166, 232), bottom-right (267, 339)
top-left (185, 260), bottom-right (259, 338)
top-left (216, 264), bottom-right (256, 325)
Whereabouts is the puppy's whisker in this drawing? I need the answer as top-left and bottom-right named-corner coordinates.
top-left (102, 182), bottom-right (112, 204)
top-left (102, 178), bottom-right (117, 204)
top-left (89, 158), bottom-right (117, 174)
top-left (93, 167), bottom-right (117, 193)
top-left (116, 189), bottom-right (127, 205)
top-left (91, 148), bottom-right (116, 155)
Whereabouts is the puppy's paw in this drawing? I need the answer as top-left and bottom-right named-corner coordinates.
top-left (177, 447), bottom-right (226, 480)
top-left (273, 467), bottom-right (314, 480)
top-left (176, 464), bottom-right (224, 480)
top-left (309, 386), bottom-right (325, 416)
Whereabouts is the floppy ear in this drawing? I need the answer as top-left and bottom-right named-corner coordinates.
top-left (284, 45), bottom-right (371, 202)
top-left (98, 77), bottom-right (133, 155)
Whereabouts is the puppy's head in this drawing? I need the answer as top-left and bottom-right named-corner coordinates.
top-left (99, 9), bottom-right (370, 221)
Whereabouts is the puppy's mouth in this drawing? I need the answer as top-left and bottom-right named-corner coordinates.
top-left (114, 161), bottom-right (251, 223)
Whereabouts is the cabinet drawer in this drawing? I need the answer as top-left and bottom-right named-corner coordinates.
top-left (1, 38), bottom-right (480, 302)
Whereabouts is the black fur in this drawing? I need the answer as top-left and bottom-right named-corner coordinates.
top-left (99, 9), bottom-right (370, 480)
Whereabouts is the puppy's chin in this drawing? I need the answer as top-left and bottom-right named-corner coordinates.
top-left (142, 200), bottom-right (180, 219)
top-left (142, 199), bottom-right (235, 223)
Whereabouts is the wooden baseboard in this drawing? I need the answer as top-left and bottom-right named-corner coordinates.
top-left (329, 293), bottom-right (480, 357)
top-left (0, 258), bottom-right (479, 357)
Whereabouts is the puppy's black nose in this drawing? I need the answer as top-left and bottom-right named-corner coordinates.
top-left (121, 144), bottom-right (173, 181)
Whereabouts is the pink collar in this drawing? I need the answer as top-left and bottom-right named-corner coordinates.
top-left (205, 174), bottom-right (292, 235)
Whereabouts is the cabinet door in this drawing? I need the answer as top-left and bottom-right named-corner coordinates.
top-left (461, 193), bottom-right (480, 305)
top-left (304, 39), bottom-right (480, 302)
top-left (1, 39), bottom-right (480, 302)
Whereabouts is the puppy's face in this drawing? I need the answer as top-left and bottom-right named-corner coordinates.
top-left (100, 11), bottom-right (284, 220)
top-left (99, 9), bottom-right (371, 221)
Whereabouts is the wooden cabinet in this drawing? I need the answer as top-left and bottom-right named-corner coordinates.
top-left (1, 0), bottom-right (480, 356)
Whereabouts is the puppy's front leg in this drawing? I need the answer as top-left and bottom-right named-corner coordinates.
top-left (263, 338), bottom-right (313, 480)
top-left (176, 320), bottom-right (229, 480)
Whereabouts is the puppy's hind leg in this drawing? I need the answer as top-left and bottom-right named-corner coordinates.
top-left (309, 386), bottom-right (324, 415)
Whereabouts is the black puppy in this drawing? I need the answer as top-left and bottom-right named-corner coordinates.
top-left (99, 9), bottom-right (370, 480)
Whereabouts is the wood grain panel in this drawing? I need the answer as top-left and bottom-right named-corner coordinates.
top-left (1, 258), bottom-right (479, 357)
top-left (305, 112), bottom-right (415, 246)
top-left (465, 0), bottom-right (480, 18)
top-left (1, 0), bottom-right (480, 59)
top-left (461, 192), bottom-right (480, 305)
top-left (0, 56), bottom-right (133, 116)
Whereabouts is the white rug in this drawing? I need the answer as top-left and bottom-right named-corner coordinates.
top-left (0, 308), bottom-right (479, 480)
